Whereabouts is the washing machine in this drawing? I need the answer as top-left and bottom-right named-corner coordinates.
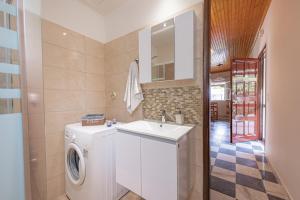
top-left (65, 123), bottom-right (128, 200)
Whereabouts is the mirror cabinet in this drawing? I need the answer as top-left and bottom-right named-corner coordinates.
top-left (139, 11), bottom-right (195, 84)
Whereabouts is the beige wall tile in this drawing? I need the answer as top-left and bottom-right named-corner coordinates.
top-left (45, 111), bottom-right (82, 134)
top-left (124, 31), bottom-right (139, 52)
top-left (86, 73), bottom-right (105, 91)
top-left (85, 91), bottom-right (106, 110)
top-left (44, 67), bottom-right (86, 90)
top-left (44, 67), bottom-right (65, 90)
top-left (47, 174), bottom-right (65, 200)
top-left (44, 90), bottom-right (86, 112)
top-left (106, 105), bottom-right (143, 122)
top-left (85, 107), bottom-right (106, 114)
top-left (105, 72), bottom-right (127, 92)
top-left (42, 20), bottom-right (85, 53)
top-left (46, 132), bottom-right (65, 157)
top-left (42, 43), bottom-right (85, 72)
top-left (86, 56), bottom-right (104, 75)
top-left (105, 90), bottom-right (124, 108)
top-left (46, 152), bottom-right (65, 179)
top-left (105, 37), bottom-right (127, 56)
top-left (85, 37), bottom-right (104, 58)
top-left (66, 71), bottom-right (86, 90)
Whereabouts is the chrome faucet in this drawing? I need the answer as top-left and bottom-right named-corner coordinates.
top-left (161, 109), bottom-right (166, 123)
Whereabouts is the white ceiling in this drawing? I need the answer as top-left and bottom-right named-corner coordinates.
top-left (78, 0), bottom-right (128, 15)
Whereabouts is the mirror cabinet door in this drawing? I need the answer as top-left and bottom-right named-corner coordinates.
top-left (175, 11), bottom-right (195, 80)
top-left (139, 28), bottom-right (152, 83)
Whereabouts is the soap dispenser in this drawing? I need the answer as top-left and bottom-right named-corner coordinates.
top-left (175, 108), bottom-right (184, 125)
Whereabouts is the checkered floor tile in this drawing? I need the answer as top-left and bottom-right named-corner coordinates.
top-left (210, 121), bottom-right (290, 200)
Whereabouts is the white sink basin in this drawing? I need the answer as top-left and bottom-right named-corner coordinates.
top-left (117, 120), bottom-right (194, 141)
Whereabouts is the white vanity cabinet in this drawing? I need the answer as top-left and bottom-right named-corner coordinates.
top-left (115, 121), bottom-right (192, 200)
top-left (115, 132), bottom-right (142, 195)
top-left (141, 137), bottom-right (178, 200)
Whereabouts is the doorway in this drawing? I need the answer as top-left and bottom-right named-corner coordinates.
top-left (209, 58), bottom-right (269, 200)
top-left (207, 0), bottom-right (272, 199)
top-left (231, 58), bottom-right (260, 143)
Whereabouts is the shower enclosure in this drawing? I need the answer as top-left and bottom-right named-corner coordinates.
top-left (0, 0), bottom-right (27, 199)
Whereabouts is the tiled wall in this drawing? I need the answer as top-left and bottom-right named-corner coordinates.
top-left (104, 31), bottom-right (143, 122)
top-left (42, 20), bottom-right (105, 200)
top-left (104, 3), bottom-right (204, 199)
top-left (143, 87), bottom-right (202, 124)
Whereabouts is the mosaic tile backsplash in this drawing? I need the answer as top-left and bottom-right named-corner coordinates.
top-left (142, 86), bottom-right (202, 124)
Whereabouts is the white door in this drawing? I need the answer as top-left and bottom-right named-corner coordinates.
top-left (141, 138), bottom-right (178, 200)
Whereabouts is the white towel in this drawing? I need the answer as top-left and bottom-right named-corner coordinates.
top-left (124, 62), bottom-right (144, 114)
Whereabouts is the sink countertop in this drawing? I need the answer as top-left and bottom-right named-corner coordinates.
top-left (116, 120), bottom-right (195, 142)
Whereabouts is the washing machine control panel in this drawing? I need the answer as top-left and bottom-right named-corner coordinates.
top-left (71, 134), bottom-right (77, 142)
top-left (65, 129), bottom-right (72, 138)
top-left (65, 129), bottom-right (78, 143)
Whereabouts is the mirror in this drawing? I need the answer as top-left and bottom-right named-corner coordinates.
top-left (151, 19), bottom-right (175, 82)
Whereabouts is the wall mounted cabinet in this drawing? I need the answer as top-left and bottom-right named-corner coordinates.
top-left (139, 10), bottom-right (195, 83)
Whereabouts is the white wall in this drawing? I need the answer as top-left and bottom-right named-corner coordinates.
top-left (251, 0), bottom-right (300, 199)
top-left (25, 0), bottom-right (202, 43)
top-left (24, 0), bottom-right (41, 15)
top-left (104, 0), bottom-right (202, 42)
top-left (41, 0), bottom-right (106, 43)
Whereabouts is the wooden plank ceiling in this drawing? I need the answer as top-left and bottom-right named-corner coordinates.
top-left (211, 0), bottom-right (271, 70)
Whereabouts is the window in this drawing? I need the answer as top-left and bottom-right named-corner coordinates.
top-left (211, 85), bottom-right (225, 100)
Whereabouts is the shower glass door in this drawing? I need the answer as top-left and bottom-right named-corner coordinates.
top-left (0, 0), bottom-right (25, 199)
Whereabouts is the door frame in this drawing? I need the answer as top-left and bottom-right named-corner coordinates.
top-left (202, 0), bottom-right (211, 199)
top-left (258, 45), bottom-right (267, 143)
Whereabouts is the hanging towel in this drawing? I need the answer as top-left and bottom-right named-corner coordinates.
top-left (124, 61), bottom-right (144, 114)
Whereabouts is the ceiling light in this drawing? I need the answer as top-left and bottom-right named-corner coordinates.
top-left (163, 23), bottom-right (167, 27)
top-left (62, 32), bottom-right (67, 36)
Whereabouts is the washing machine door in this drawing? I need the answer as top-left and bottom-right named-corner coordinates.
top-left (66, 143), bottom-right (86, 186)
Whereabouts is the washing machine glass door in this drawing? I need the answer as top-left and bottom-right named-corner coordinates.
top-left (66, 143), bottom-right (86, 186)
